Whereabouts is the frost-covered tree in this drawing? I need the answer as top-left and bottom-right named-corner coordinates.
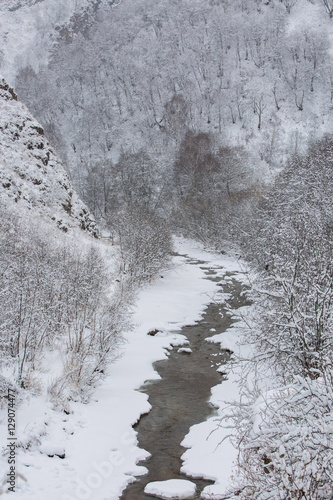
top-left (244, 136), bottom-right (333, 380)
top-left (227, 370), bottom-right (333, 499)
top-left (13, 0), bottom-right (333, 215)
top-left (225, 136), bottom-right (333, 499)
top-left (107, 206), bottom-right (173, 286)
top-left (0, 203), bottom-right (124, 401)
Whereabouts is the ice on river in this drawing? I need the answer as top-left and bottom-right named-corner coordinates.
top-left (144, 479), bottom-right (196, 499)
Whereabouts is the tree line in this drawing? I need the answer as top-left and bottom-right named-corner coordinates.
top-left (15, 0), bottom-right (333, 204)
top-left (222, 136), bottom-right (333, 499)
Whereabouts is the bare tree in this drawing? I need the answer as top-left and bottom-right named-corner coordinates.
top-left (253, 94), bottom-right (266, 129)
top-left (322, 0), bottom-right (333, 18)
top-left (280, 0), bottom-right (299, 14)
top-left (107, 207), bottom-right (173, 286)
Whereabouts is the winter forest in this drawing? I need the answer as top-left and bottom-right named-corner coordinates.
top-left (0, 0), bottom-right (333, 498)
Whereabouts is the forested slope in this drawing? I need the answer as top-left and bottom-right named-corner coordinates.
top-left (0, 74), bottom-right (172, 402)
top-left (9, 0), bottom-right (333, 214)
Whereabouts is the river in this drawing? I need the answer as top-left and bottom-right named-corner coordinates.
top-left (120, 257), bottom-right (249, 500)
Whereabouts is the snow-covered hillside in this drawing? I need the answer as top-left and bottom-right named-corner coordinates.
top-left (0, 0), bottom-right (117, 84)
top-left (0, 78), bottom-right (97, 235)
top-left (2, 0), bottom-right (332, 219)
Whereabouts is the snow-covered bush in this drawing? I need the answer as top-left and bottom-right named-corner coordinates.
top-left (244, 136), bottom-right (333, 381)
top-left (0, 208), bottom-right (58, 383)
top-left (58, 285), bottom-right (125, 401)
top-left (228, 367), bottom-right (333, 499)
top-left (224, 136), bottom-right (333, 498)
top-left (108, 206), bottom-right (173, 286)
top-left (0, 203), bottom-right (124, 401)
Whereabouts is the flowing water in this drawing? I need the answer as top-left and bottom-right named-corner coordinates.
top-left (120, 258), bottom-right (249, 500)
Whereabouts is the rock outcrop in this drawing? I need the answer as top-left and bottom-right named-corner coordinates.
top-left (0, 78), bottom-right (98, 236)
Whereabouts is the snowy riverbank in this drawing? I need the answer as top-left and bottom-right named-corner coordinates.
top-left (0, 237), bottom-right (249, 500)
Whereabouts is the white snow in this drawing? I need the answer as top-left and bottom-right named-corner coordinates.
top-left (180, 325), bottom-right (245, 496)
top-left (0, 237), bottom-right (250, 500)
top-left (0, 0), bottom-right (111, 84)
top-left (144, 479), bottom-right (196, 499)
top-left (39, 442), bottom-right (66, 458)
top-left (179, 248), bottom-right (252, 498)
top-left (0, 84), bottom-right (97, 235)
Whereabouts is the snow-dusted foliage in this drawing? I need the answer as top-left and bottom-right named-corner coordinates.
top-left (0, 203), bottom-right (124, 403)
top-left (224, 136), bottom-right (333, 499)
top-left (11, 0), bottom-right (333, 196)
top-left (0, 78), bottom-right (97, 235)
top-left (245, 136), bottom-right (333, 381)
top-left (108, 207), bottom-right (172, 287)
top-left (228, 373), bottom-right (333, 499)
top-left (0, 80), bottom-right (128, 408)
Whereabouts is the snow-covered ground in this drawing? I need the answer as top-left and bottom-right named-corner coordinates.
top-left (0, 237), bottom-right (250, 499)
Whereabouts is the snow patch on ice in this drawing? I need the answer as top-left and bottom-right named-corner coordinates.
top-left (144, 479), bottom-right (196, 499)
top-left (178, 347), bottom-right (192, 354)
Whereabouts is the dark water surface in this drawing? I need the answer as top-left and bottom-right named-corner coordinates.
top-left (120, 259), bottom-right (249, 500)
